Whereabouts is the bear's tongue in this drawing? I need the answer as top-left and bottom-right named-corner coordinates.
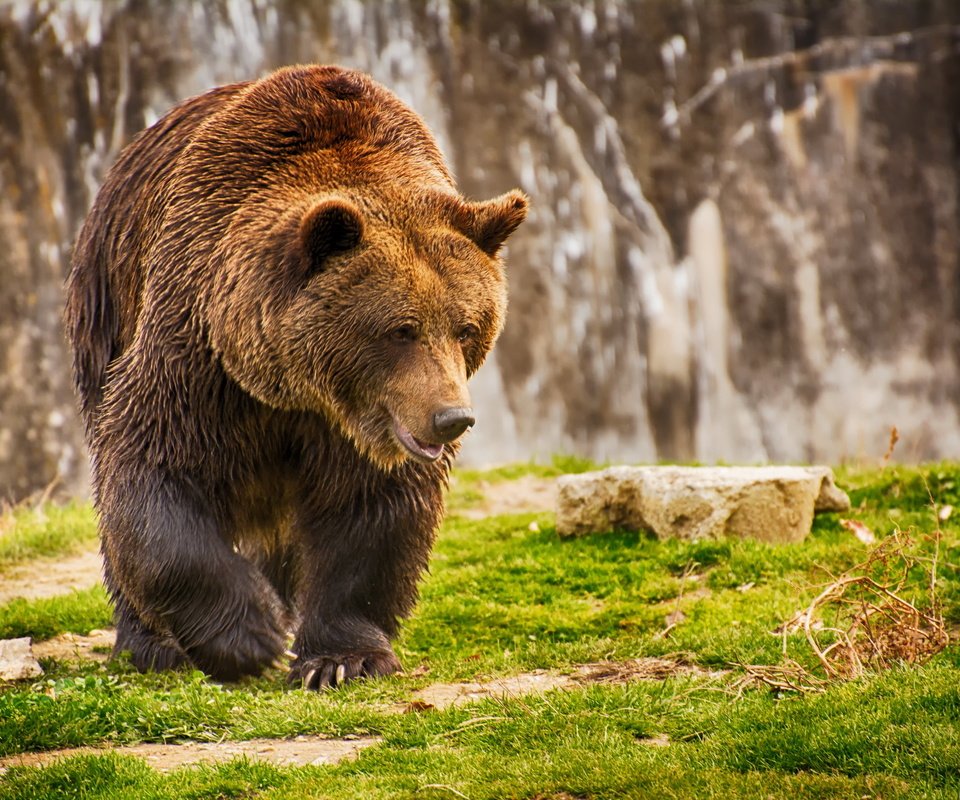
top-left (392, 419), bottom-right (444, 462)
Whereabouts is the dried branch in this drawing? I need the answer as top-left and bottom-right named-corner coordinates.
top-left (667, 24), bottom-right (960, 128)
top-left (733, 660), bottom-right (827, 695)
top-left (738, 528), bottom-right (950, 693)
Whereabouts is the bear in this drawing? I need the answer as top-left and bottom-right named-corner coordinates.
top-left (64, 65), bottom-right (527, 689)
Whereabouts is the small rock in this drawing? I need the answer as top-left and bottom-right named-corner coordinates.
top-left (813, 472), bottom-right (853, 513)
top-left (556, 466), bottom-right (850, 544)
top-left (0, 637), bottom-right (43, 681)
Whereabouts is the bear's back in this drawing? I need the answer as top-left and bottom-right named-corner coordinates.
top-left (65, 82), bottom-right (247, 429)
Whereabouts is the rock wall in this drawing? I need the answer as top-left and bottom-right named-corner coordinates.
top-left (1, 0), bottom-right (959, 499)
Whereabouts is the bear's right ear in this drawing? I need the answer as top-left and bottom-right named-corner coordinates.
top-left (299, 197), bottom-right (364, 270)
top-left (456, 190), bottom-right (529, 257)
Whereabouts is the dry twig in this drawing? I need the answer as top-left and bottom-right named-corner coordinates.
top-left (882, 426), bottom-right (900, 464)
top-left (733, 660), bottom-right (828, 696)
top-left (737, 528), bottom-right (949, 693)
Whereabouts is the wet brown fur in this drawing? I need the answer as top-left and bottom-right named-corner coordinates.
top-left (64, 65), bottom-right (527, 686)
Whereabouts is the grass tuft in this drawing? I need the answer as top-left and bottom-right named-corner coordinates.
top-left (0, 502), bottom-right (96, 573)
top-left (0, 586), bottom-right (112, 641)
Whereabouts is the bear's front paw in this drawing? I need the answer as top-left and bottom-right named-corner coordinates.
top-left (186, 618), bottom-right (286, 682)
top-left (290, 648), bottom-right (401, 690)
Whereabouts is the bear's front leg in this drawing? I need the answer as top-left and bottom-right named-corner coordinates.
top-left (289, 483), bottom-right (438, 689)
top-left (289, 552), bottom-right (405, 689)
top-left (99, 474), bottom-right (286, 680)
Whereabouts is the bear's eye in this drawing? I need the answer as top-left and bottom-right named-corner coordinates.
top-left (390, 324), bottom-right (419, 343)
top-left (457, 324), bottom-right (479, 344)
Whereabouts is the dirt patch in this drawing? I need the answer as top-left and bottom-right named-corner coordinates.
top-left (32, 629), bottom-right (114, 663)
top-left (410, 670), bottom-right (570, 709)
top-left (0, 548), bottom-right (102, 604)
top-left (573, 657), bottom-right (718, 683)
top-left (459, 475), bottom-right (557, 519)
top-left (410, 657), bottom-right (722, 710)
top-left (0, 735), bottom-right (380, 774)
top-left (530, 794), bottom-right (589, 800)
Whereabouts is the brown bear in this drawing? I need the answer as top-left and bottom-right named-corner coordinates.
top-left (64, 65), bottom-right (527, 689)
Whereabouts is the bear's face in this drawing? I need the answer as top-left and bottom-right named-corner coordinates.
top-left (214, 186), bottom-right (527, 469)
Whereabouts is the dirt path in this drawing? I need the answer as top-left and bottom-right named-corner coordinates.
top-left (0, 735), bottom-right (380, 774)
top-left (32, 629), bottom-right (114, 662)
top-left (0, 548), bottom-right (103, 604)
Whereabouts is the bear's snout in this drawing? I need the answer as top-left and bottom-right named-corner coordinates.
top-left (390, 404), bottom-right (474, 463)
top-left (432, 406), bottom-right (475, 443)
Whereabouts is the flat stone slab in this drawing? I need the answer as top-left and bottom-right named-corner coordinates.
top-left (556, 466), bottom-right (850, 543)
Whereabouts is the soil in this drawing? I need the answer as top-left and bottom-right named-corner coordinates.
top-left (459, 475), bottom-right (557, 519)
top-left (408, 657), bottom-right (725, 711)
top-left (0, 549), bottom-right (102, 604)
top-left (0, 735), bottom-right (381, 774)
top-left (32, 629), bottom-right (114, 662)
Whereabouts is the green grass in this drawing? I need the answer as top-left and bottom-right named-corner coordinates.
top-left (0, 502), bottom-right (96, 573)
top-left (2, 667), bottom-right (957, 798)
top-left (0, 586), bottom-right (112, 641)
top-left (0, 461), bottom-right (959, 798)
top-left (0, 668), bottom-right (391, 756)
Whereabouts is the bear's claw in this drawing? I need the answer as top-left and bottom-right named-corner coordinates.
top-left (292, 649), bottom-right (401, 690)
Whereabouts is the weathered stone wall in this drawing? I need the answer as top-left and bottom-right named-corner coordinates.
top-left (1, 1), bottom-right (959, 499)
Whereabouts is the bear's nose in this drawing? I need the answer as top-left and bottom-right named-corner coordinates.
top-left (432, 407), bottom-right (475, 443)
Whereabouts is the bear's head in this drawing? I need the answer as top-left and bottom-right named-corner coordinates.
top-left (281, 188), bottom-right (526, 468)
top-left (197, 67), bottom-right (528, 469)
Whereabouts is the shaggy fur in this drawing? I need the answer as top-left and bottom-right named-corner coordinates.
top-left (65, 65), bottom-right (527, 687)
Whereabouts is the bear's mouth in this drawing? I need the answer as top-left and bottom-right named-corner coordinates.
top-left (391, 418), bottom-right (444, 463)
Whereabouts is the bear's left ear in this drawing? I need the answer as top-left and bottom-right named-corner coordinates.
top-left (299, 196), bottom-right (364, 270)
top-left (458, 190), bottom-right (529, 257)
